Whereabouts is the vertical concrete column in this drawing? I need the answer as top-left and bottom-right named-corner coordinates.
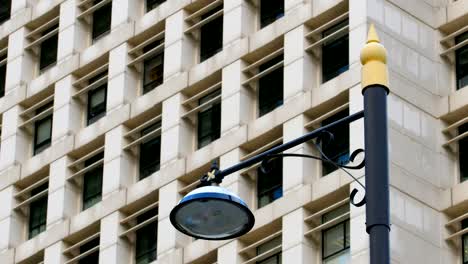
top-left (5, 28), bottom-right (34, 93)
top-left (160, 93), bottom-right (191, 166)
top-left (164, 10), bottom-right (195, 81)
top-left (218, 240), bottom-right (245, 264)
top-left (282, 115), bottom-right (315, 194)
top-left (57, 0), bottom-right (88, 63)
top-left (99, 211), bottom-right (131, 264)
top-left (0, 106), bottom-right (29, 171)
top-left (10, 0), bottom-right (32, 16)
top-left (111, 0), bottom-right (139, 28)
top-left (284, 25), bottom-right (314, 102)
top-left (107, 43), bottom-right (138, 114)
top-left (157, 180), bottom-right (189, 259)
top-left (221, 60), bottom-right (254, 136)
top-left (282, 208), bottom-right (316, 263)
top-left (47, 156), bottom-right (79, 228)
top-left (0, 186), bottom-right (23, 252)
top-left (44, 241), bottom-right (69, 264)
top-left (222, 0), bottom-right (255, 48)
top-left (53, 75), bottom-right (81, 143)
top-left (102, 125), bottom-right (133, 199)
top-left (349, 0), bottom-right (368, 67)
top-left (220, 148), bottom-right (253, 208)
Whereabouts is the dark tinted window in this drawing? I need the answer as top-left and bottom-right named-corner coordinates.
top-left (0, 53), bottom-right (6, 98)
top-left (256, 236), bottom-right (282, 263)
top-left (146, 0), bottom-right (165, 12)
top-left (197, 90), bottom-right (221, 149)
top-left (135, 208), bottom-right (158, 264)
top-left (257, 156), bottom-right (282, 208)
top-left (0, 0), bottom-right (11, 24)
top-left (322, 206), bottom-right (350, 263)
top-left (82, 153), bottom-right (104, 210)
top-left (79, 237), bottom-right (100, 264)
top-left (39, 24), bottom-right (58, 71)
top-left (322, 20), bottom-right (349, 83)
top-left (28, 183), bottom-right (48, 239)
top-left (258, 55), bottom-right (283, 116)
top-left (260, 0), bottom-right (284, 28)
top-left (92, 0), bottom-right (112, 41)
top-left (33, 102), bottom-right (53, 155)
top-left (456, 32), bottom-right (468, 90)
top-left (139, 122), bottom-right (161, 180)
top-left (321, 110), bottom-right (349, 176)
top-left (200, 5), bottom-right (223, 62)
top-left (460, 123), bottom-right (468, 183)
top-left (143, 40), bottom-right (164, 94)
top-left (87, 72), bottom-right (107, 125)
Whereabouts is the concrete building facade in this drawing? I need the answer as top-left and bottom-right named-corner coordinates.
top-left (0, 0), bottom-right (467, 263)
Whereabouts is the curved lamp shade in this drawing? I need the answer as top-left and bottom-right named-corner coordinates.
top-left (170, 186), bottom-right (255, 240)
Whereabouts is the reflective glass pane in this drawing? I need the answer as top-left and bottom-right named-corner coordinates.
top-left (199, 5), bottom-right (223, 62)
top-left (456, 32), bottom-right (468, 90)
top-left (36, 118), bottom-right (52, 144)
top-left (323, 249), bottom-right (350, 264)
top-left (92, 0), bottom-right (112, 40)
top-left (260, 0), bottom-right (284, 28)
top-left (323, 224), bottom-right (345, 258)
top-left (90, 88), bottom-right (106, 108)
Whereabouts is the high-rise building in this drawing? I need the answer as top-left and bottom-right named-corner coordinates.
top-left (0, 0), bottom-right (466, 263)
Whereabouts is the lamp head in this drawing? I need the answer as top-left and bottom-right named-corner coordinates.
top-left (170, 185), bottom-right (255, 240)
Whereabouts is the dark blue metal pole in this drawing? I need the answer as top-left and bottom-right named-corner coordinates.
top-left (363, 85), bottom-right (390, 264)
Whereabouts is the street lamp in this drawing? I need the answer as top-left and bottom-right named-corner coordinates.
top-left (170, 24), bottom-right (390, 264)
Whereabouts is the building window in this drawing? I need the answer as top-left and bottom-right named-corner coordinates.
top-left (87, 72), bottom-right (107, 125)
top-left (462, 219), bottom-right (468, 264)
top-left (143, 40), bottom-right (164, 94)
top-left (257, 157), bottom-right (282, 208)
top-left (92, 0), bottom-right (112, 41)
top-left (456, 32), bottom-right (468, 90)
top-left (321, 110), bottom-right (349, 176)
top-left (79, 237), bottom-right (100, 264)
top-left (199, 5), bottom-right (223, 62)
top-left (135, 208), bottom-right (158, 264)
top-left (258, 55), bottom-right (283, 117)
top-left (28, 183), bottom-right (48, 239)
top-left (322, 20), bottom-right (349, 83)
top-left (139, 122), bottom-right (161, 180)
top-left (146, 0), bottom-right (165, 12)
top-left (39, 24), bottom-right (58, 71)
top-left (33, 102), bottom-right (53, 155)
top-left (322, 206), bottom-right (350, 263)
top-left (256, 236), bottom-right (282, 263)
top-left (82, 152), bottom-right (104, 210)
top-left (460, 123), bottom-right (468, 183)
top-left (197, 90), bottom-right (221, 149)
top-left (0, 0), bottom-right (11, 24)
top-left (0, 52), bottom-right (6, 98)
top-left (260, 0), bottom-right (284, 28)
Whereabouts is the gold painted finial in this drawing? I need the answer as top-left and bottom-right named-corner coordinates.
top-left (360, 24), bottom-right (389, 93)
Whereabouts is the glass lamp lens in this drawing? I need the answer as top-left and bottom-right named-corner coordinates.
top-left (174, 199), bottom-right (250, 239)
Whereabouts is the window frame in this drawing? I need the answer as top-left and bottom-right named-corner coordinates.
top-left (462, 219), bottom-right (468, 264)
top-left (138, 122), bottom-right (161, 180)
top-left (33, 102), bottom-right (53, 155)
top-left (197, 89), bottom-right (221, 149)
top-left (0, 52), bottom-right (6, 98)
top-left (146, 0), bottom-right (165, 12)
top-left (38, 24), bottom-right (59, 72)
top-left (459, 123), bottom-right (468, 183)
top-left (259, 0), bottom-right (284, 29)
top-left (455, 32), bottom-right (468, 90)
top-left (255, 236), bottom-right (282, 264)
top-left (28, 183), bottom-right (48, 239)
top-left (257, 54), bottom-right (284, 117)
top-left (135, 208), bottom-right (158, 264)
top-left (199, 5), bottom-right (224, 62)
top-left (320, 109), bottom-right (350, 176)
top-left (256, 149), bottom-right (283, 209)
top-left (82, 153), bottom-right (104, 210)
top-left (79, 237), bottom-right (100, 264)
top-left (91, 0), bottom-right (112, 42)
top-left (86, 72), bottom-right (108, 126)
top-left (0, 0), bottom-right (11, 24)
top-left (142, 40), bottom-right (164, 94)
top-left (321, 19), bottom-right (349, 83)
top-left (321, 206), bottom-right (350, 262)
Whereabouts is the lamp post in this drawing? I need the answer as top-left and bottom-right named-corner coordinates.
top-left (170, 24), bottom-right (390, 264)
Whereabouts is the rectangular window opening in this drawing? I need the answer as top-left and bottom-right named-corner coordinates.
top-left (146, 0), bottom-right (165, 12)
top-left (143, 39), bottom-right (164, 94)
top-left (199, 5), bottom-right (223, 62)
top-left (87, 71), bottom-right (108, 125)
top-left (260, 0), bottom-right (284, 28)
top-left (139, 122), bottom-right (161, 180)
top-left (258, 54), bottom-right (284, 117)
top-left (28, 183), bottom-right (48, 239)
top-left (322, 20), bottom-right (349, 83)
top-left (257, 153), bottom-right (282, 208)
top-left (197, 89), bottom-right (221, 149)
top-left (321, 109), bottom-right (349, 176)
top-left (456, 32), bottom-right (468, 90)
top-left (0, 52), bottom-right (6, 98)
top-left (256, 236), bottom-right (282, 264)
top-left (459, 123), bottom-right (468, 183)
top-left (92, 0), bottom-right (112, 41)
top-left (322, 205), bottom-right (350, 264)
top-left (135, 208), bottom-right (158, 264)
top-left (0, 0), bottom-right (11, 24)
top-left (33, 102), bottom-right (53, 155)
top-left (39, 24), bottom-right (59, 72)
top-left (79, 237), bottom-right (100, 264)
top-left (82, 152), bottom-right (104, 210)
